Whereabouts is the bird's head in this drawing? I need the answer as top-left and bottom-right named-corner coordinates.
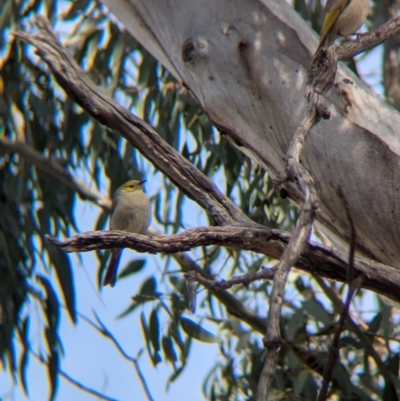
top-left (119, 179), bottom-right (146, 193)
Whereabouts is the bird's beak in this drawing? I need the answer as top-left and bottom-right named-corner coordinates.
top-left (139, 179), bottom-right (147, 186)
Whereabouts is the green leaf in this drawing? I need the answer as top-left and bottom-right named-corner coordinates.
top-left (47, 348), bottom-right (59, 401)
top-left (302, 298), bottom-right (331, 326)
top-left (286, 309), bottom-right (306, 341)
top-left (368, 313), bottom-right (382, 334)
top-left (151, 351), bottom-right (162, 367)
top-left (37, 275), bottom-right (60, 331)
top-left (167, 364), bottom-right (186, 385)
top-left (63, 0), bottom-right (91, 21)
top-left (95, 211), bottom-right (109, 231)
top-left (293, 369), bottom-right (310, 395)
top-left (118, 259), bottom-right (146, 279)
top-left (141, 312), bottom-right (150, 345)
top-left (162, 336), bottom-right (178, 364)
top-left (383, 353), bottom-right (399, 401)
top-left (180, 317), bottom-right (218, 344)
top-left (47, 244), bottom-right (76, 323)
top-left (171, 292), bottom-right (188, 313)
top-left (168, 320), bottom-right (185, 357)
top-left (19, 317), bottom-right (30, 395)
top-left (139, 276), bottom-right (157, 295)
top-left (141, 312), bottom-right (160, 366)
top-left (149, 309), bottom-right (160, 353)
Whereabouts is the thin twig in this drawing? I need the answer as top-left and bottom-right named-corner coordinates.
top-left (29, 348), bottom-right (120, 401)
top-left (256, 185), bottom-right (317, 400)
top-left (335, 16), bottom-right (400, 60)
top-left (79, 312), bottom-right (156, 401)
top-left (315, 277), bottom-right (395, 393)
top-left (317, 187), bottom-right (357, 401)
top-left (184, 266), bottom-right (276, 290)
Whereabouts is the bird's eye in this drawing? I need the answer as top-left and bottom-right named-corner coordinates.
top-left (130, 185), bottom-right (134, 188)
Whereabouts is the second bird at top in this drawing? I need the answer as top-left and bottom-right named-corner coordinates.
top-left (317, 0), bottom-right (369, 51)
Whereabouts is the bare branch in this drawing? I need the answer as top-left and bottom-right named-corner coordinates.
top-left (13, 16), bottom-right (252, 227)
top-left (185, 266), bottom-right (276, 290)
top-left (252, 16), bottom-right (400, 397)
top-left (80, 313), bottom-right (156, 401)
top-left (256, 8), bottom-right (324, 394)
top-left (336, 16), bottom-right (400, 60)
top-left (29, 348), bottom-right (120, 401)
top-left (256, 184), bottom-right (317, 400)
top-left (47, 227), bottom-right (400, 303)
top-left (315, 277), bottom-right (395, 392)
top-left (318, 187), bottom-right (357, 401)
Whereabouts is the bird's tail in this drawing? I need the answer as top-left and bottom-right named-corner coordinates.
top-left (103, 248), bottom-right (122, 287)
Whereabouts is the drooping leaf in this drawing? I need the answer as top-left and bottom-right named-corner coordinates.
top-left (149, 308), bottom-right (160, 353)
top-left (162, 336), bottom-right (178, 364)
top-left (18, 316), bottom-right (30, 395)
top-left (118, 259), bottom-right (146, 279)
top-left (47, 244), bottom-right (76, 323)
top-left (47, 346), bottom-right (59, 401)
top-left (180, 317), bottom-right (218, 344)
top-left (139, 276), bottom-right (157, 296)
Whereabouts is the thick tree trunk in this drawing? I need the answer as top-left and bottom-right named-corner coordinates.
top-left (100, 0), bottom-right (400, 269)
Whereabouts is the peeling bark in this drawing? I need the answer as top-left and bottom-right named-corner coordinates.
top-left (100, 0), bottom-right (400, 269)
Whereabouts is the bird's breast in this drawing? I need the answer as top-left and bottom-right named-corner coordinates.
top-left (110, 192), bottom-right (151, 233)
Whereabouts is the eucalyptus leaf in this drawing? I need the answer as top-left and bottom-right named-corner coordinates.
top-left (180, 317), bottom-right (218, 344)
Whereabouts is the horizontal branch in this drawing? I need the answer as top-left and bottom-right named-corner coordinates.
top-left (185, 266), bottom-right (276, 290)
top-left (48, 226), bottom-right (400, 302)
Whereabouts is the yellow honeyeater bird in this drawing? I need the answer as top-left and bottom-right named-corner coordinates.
top-left (103, 179), bottom-right (151, 287)
top-left (317, 0), bottom-right (369, 51)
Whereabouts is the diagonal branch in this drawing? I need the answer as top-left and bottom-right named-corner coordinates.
top-left (336, 16), bottom-right (400, 60)
top-left (317, 187), bottom-right (358, 401)
top-left (80, 312), bottom-right (156, 401)
top-left (257, 114), bottom-right (319, 399)
top-left (315, 276), bottom-right (395, 395)
top-left (13, 16), bottom-right (252, 227)
top-left (29, 347), bottom-right (120, 401)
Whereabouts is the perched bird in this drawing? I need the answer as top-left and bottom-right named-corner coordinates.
top-left (103, 179), bottom-right (151, 287)
top-left (317, 0), bottom-right (369, 51)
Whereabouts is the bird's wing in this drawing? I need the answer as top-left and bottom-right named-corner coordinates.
top-left (320, 7), bottom-right (341, 41)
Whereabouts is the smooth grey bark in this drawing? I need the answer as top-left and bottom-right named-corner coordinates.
top-left (99, 0), bottom-right (400, 269)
